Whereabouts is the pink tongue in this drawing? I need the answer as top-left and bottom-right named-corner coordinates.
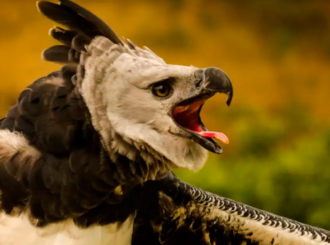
top-left (197, 131), bottom-right (229, 144)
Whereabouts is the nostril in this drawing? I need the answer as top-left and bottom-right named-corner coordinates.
top-left (195, 79), bottom-right (203, 89)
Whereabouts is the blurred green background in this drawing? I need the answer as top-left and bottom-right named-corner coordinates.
top-left (1, 0), bottom-right (330, 230)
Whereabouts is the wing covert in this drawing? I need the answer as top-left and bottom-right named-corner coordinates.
top-left (134, 174), bottom-right (330, 245)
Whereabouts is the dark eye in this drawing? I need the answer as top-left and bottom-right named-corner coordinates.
top-left (151, 83), bottom-right (172, 98)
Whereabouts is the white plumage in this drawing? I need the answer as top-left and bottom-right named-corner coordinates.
top-left (0, 213), bottom-right (134, 245)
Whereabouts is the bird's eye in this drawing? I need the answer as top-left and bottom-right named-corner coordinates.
top-left (151, 83), bottom-right (172, 98)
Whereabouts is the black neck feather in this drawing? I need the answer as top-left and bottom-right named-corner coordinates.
top-left (0, 70), bottom-right (169, 228)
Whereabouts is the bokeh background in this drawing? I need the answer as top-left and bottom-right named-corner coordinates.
top-left (1, 0), bottom-right (330, 230)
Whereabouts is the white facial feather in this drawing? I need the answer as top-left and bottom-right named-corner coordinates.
top-left (81, 36), bottom-right (208, 172)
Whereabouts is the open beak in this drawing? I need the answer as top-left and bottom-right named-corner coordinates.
top-left (171, 67), bottom-right (233, 154)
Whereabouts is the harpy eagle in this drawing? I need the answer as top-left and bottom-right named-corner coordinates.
top-left (0, 1), bottom-right (329, 245)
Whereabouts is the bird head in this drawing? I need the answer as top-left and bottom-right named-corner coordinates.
top-left (38, 0), bottom-right (233, 172)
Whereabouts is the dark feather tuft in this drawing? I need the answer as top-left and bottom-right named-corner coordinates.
top-left (49, 27), bottom-right (77, 47)
top-left (42, 45), bottom-right (79, 63)
top-left (42, 45), bottom-right (71, 63)
top-left (58, 0), bottom-right (123, 44)
top-left (72, 34), bottom-right (91, 52)
top-left (37, 0), bottom-right (122, 44)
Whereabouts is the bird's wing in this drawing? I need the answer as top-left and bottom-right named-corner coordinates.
top-left (133, 174), bottom-right (330, 245)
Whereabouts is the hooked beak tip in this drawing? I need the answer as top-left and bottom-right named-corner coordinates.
top-left (226, 90), bottom-right (233, 106)
top-left (203, 67), bottom-right (233, 106)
